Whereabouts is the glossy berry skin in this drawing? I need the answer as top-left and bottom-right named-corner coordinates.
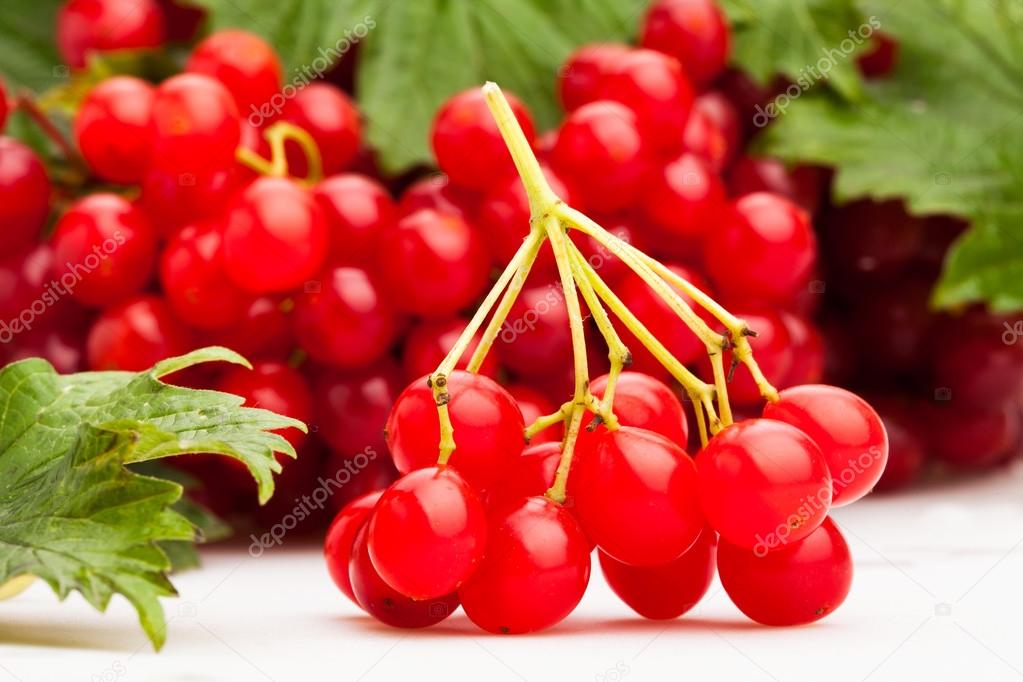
top-left (349, 526), bottom-right (459, 628)
top-left (74, 76), bottom-right (155, 183)
top-left (683, 92), bottom-right (740, 172)
top-left (186, 29), bottom-right (283, 115)
top-left (312, 361), bottom-right (403, 457)
top-left (293, 266), bottom-right (397, 369)
top-left (57, 0), bottom-right (166, 68)
top-left (402, 318), bottom-right (499, 381)
top-left (160, 220), bottom-right (253, 329)
top-left (431, 88), bottom-right (535, 191)
top-left (552, 101), bottom-right (652, 213)
top-left (459, 496), bottom-right (591, 634)
top-left (764, 385), bottom-right (889, 506)
top-left (508, 385), bottom-right (562, 445)
top-left (223, 176), bottom-right (329, 293)
top-left (641, 0), bottom-right (731, 87)
top-left (728, 157), bottom-right (824, 216)
top-left (0, 138), bottom-right (50, 253)
top-left (140, 163), bottom-right (240, 237)
top-left (719, 308), bottom-right (793, 405)
top-left (575, 427), bottom-right (703, 566)
top-left (485, 442), bottom-right (562, 512)
top-left (698, 419), bottom-right (832, 552)
top-left (324, 490), bottom-right (382, 606)
top-left (51, 194), bottom-right (158, 307)
top-left (704, 192), bottom-right (817, 306)
top-left (599, 526), bottom-right (716, 620)
top-left (313, 174), bottom-right (395, 266)
top-left (498, 285), bottom-right (574, 378)
top-left (280, 84), bottom-right (361, 175)
top-left (642, 153), bottom-right (728, 240)
top-left (558, 44), bottom-right (630, 112)
top-left (873, 402), bottom-right (926, 492)
top-left (599, 49), bottom-right (694, 154)
top-left (0, 243), bottom-right (54, 322)
top-left (151, 74), bottom-right (241, 174)
top-left (386, 371), bottom-right (525, 490)
top-left (217, 361), bottom-right (312, 451)
top-left (203, 295), bottom-right (292, 363)
top-left (584, 372), bottom-right (689, 447)
top-left (368, 467), bottom-right (487, 599)
top-left (717, 517), bottom-right (852, 626)
top-left (778, 312), bottom-right (824, 387)
top-left (375, 209), bottom-right (488, 318)
top-left (398, 176), bottom-right (477, 223)
top-left (86, 295), bottom-right (193, 371)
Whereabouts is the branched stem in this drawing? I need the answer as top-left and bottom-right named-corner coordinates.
top-left (235, 122), bottom-right (324, 186)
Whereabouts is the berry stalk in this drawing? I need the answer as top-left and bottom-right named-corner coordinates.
top-left (236, 121), bottom-right (325, 186)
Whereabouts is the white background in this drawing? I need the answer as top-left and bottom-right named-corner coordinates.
top-left (3, 462), bottom-right (1023, 682)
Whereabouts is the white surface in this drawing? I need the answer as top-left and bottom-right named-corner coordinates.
top-left (3, 463), bottom-right (1023, 682)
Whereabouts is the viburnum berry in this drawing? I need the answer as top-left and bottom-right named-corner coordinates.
top-left (375, 208), bottom-right (489, 318)
top-left (186, 29), bottom-right (283, 116)
top-left (858, 32), bottom-right (899, 78)
top-left (728, 157), bottom-right (825, 216)
top-left (202, 295), bottom-right (293, 363)
top-left (717, 517), bottom-right (852, 626)
top-left (873, 402), bottom-right (926, 491)
top-left (51, 193), bottom-right (158, 307)
top-left (459, 496), bottom-right (591, 634)
top-left (324, 491), bottom-right (382, 606)
top-left (386, 371), bottom-right (525, 490)
top-left (642, 153), bottom-right (728, 241)
top-left (763, 384), bottom-right (888, 506)
top-left (160, 0), bottom-right (206, 42)
top-left (683, 92), bottom-right (741, 172)
top-left (698, 419), bottom-right (832, 552)
top-left (140, 163), bottom-right (240, 237)
top-left (431, 88), bottom-right (535, 191)
top-left (151, 74), bottom-right (241, 174)
top-left (599, 525), bottom-right (716, 620)
top-left (4, 311), bottom-right (89, 375)
top-left (924, 402), bottom-right (1020, 469)
top-left (640, 0), bottom-right (731, 87)
top-left (778, 311), bottom-right (825, 387)
top-left (292, 265), bottom-right (397, 369)
top-left (398, 175), bottom-right (478, 222)
top-left (402, 318), bottom-right (499, 381)
top-left (575, 426), bottom-right (703, 566)
top-left (703, 192), bottom-right (817, 306)
top-left (312, 361), bottom-right (403, 457)
top-left (57, 0), bottom-right (166, 68)
top-left (160, 220), bottom-right (253, 329)
top-left (313, 174), bottom-right (395, 266)
top-left (0, 138), bottom-right (51, 253)
top-left (348, 525), bottom-right (458, 628)
top-left (74, 76), bottom-right (155, 183)
top-left (86, 295), bottom-right (193, 371)
top-left (558, 43), bottom-right (630, 112)
top-left (222, 176), bottom-right (329, 293)
top-left (497, 285), bottom-right (575, 378)
top-left (573, 216), bottom-right (647, 284)
top-left (717, 307), bottom-right (793, 405)
top-left (485, 442), bottom-right (562, 512)
top-left (368, 467), bottom-right (487, 599)
top-left (280, 83), bottom-right (361, 176)
top-left (507, 385), bottom-right (562, 445)
top-left (0, 243), bottom-right (54, 322)
top-left (217, 361), bottom-right (312, 450)
top-left (551, 101), bottom-right (652, 213)
top-left (932, 319), bottom-right (1023, 405)
top-left (583, 372), bottom-right (689, 448)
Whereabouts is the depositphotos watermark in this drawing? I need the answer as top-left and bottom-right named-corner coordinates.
top-left (248, 446), bottom-right (378, 556)
top-left (247, 16), bottom-right (376, 127)
top-left (0, 231), bottom-right (126, 344)
top-left (753, 16), bottom-right (883, 128)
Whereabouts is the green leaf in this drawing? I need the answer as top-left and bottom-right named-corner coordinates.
top-left (192, 0), bottom-right (645, 172)
top-left (754, 0), bottom-right (1023, 311)
top-left (0, 348), bottom-right (305, 649)
top-left (0, 0), bottom-right (66, 92)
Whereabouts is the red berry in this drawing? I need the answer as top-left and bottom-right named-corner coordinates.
top-left (763, 385), bottom-right (888, 506)
top-left (641, 0), bottom-right (731, 87)
top-left (313, 174), bottom-right (395, 266)
top-left (376, 209), bottom-right (489, 318)
top-left (573, 216), bottom-right (647, 284)
top-left (324, 491), bottom-right (382, 606)
top-left (431, 88), bottom-right (535, 191)
top-left (728, 157), bottom-right (824, 216)
top-left (858, 32), bottom-right (899, 78)
top-left (584, 372), bottom-right (689, 448)
top-left (402, 317), bottom-right (499, 381)
top-left (552, 101), bottom-right (652, 213)
top-left (508, 385), bottom-right (562, 445)
top-left (158, 0), bottom-right (205, 42)
top-left (348, 525), bottom-right (458, 628)
top-left (717, 517), bottom-right (852, 625)
top-left (368, 467), bottom-right (487, 599)
top-left (140, 163), bottom-right (240, 237)
top-left (459, 496), bottom-right (591, 634)
top-left (683, 92), bottom-right (740, 172)
top-left (152, 74), bottom-right (241, 174)
top-left (0, 243), bottom-right (54, 323)
top-left (57, 0), bottom-right (165, 68)
top-left (558, 44), bottom-right (630, 112)
top-left (704, 192), bottom-right (817, 306)
top-left (497, 285), bottom-right (575, 378)
top-left (698, 419), bottom-right (832, 552)
top-left (4, 312), bottom-right (89, 374)
top-left (51, 194), bottom-right (158, 307)
top-left (321, 450), bottom-right (399, 513)
top-left (86, 295), bottom-right (193, 371)
top-left (386, 371), bottom-right (525, 490)
top-left (575, 426), bottom-right (703, 566)
top-left (222, 176), bottom-right (329, 293)
top-left (925, 402), bottom-right (1020, 469)
top-left (485, 442), bottom-right (562, 512)
top-left (293, 265), bottom-right (397, 369)
top-left (777, 312), bottom-right (824, 387)
top-left (0, 137), bottom-right (50, 253)
top-left (642, 153), bottom-right (728, 240)
top-left (74, 76), bottom-right (155, 183)
top-left (160, 220), bottom-right (253, 329)
top-left (932, 320), bottom-right (1023, 406)
top-left (203, 295), bottom-right (292, 362)
top-left (599, 526), bottom-right (716, 620)
top-left (398, 176), bottom-right (478, 223)
top-left (719, 308), bottom-right (793, 405)
top-left (312, 361), bottom-right (403, 457)
top-left (217, 361), bottom-right (312, 451)
top-left (873, 403), bottom-right (926, 491)
top-left (280, 83), bottom-right (361, 176)
top-left (186, 29), bottom-right (283, 116)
